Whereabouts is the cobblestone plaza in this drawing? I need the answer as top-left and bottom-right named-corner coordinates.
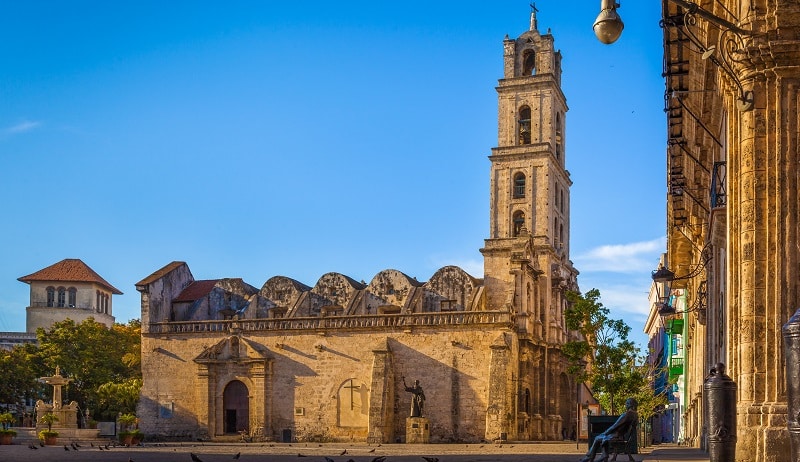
top-left (0, 442), bottom-right (595, 462)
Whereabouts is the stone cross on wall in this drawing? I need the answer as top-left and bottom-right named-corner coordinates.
top-left (40, 366), bottom-right (72, 409)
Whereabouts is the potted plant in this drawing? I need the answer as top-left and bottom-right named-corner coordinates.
top-left (38, 412), bottom-right (59, 445)
top-left (118, 413), bottom-right (138, 445)
top-left (130, 428), bottom-right (144, 445)
top-left (0, 412), bottom-right (16, 445)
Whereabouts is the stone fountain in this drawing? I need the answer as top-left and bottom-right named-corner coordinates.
top-left (35, 366), bottom-right (98, 438)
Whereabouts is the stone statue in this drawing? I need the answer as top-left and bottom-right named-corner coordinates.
top-left (579, 398), bottom-right (638, 462)
top-left (402, 376), bottom-right (426, 417)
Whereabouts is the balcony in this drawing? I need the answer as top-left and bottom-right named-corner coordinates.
top-left (669, 355), bottom-right (684, 377)
top-left (665, 318), bottom-right (683, 335)
top-left (29, 302), bottom-right (98, 310)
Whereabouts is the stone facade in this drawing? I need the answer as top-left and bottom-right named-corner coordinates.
top-left (659, 1), bottom-right (800, 460)
top-left (136, 9), bottom-right (579, 444)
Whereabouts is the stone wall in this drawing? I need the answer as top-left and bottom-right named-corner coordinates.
top-left (139, 324), bottom-right (517, 443)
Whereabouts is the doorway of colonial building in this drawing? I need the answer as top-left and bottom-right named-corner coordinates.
top-left (223, 380), bottom-right (249, 434)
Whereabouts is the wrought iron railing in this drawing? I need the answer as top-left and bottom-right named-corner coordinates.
top-left (711, 161), bottom-right (726, 208)
top-left (669, 355), bottom-right (685, 377)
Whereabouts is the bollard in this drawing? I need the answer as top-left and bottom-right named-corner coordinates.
top-left (782, 308), bottom-right (800, 461)
top-left (703, 362), bottom-right (736, 462)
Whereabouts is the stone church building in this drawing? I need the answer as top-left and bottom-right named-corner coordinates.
top-left (136, 10), bottom-right (581, 443)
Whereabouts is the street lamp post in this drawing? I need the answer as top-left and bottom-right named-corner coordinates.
top-left (593, 0), bottom-right (624, 44)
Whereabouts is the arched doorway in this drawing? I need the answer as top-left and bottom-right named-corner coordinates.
top-left (223, 380), bottom-right (249, 434)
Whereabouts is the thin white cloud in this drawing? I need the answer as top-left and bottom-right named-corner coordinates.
top-left (574, 237), bottom-right (666, 273)
top-left (5, 120), bottom-right (41, 134)
top-left (597, 285), bottom-right (652, 318)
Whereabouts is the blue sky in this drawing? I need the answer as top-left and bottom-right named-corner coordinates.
top-left (0, 1), bottom-right (665, 348)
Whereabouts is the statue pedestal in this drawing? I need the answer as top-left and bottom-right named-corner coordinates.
top-left (405, 417), bottom-right (430, 443)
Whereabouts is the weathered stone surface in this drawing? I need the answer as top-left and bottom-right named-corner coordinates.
top-left (660, 1), bottom-right (800, 460)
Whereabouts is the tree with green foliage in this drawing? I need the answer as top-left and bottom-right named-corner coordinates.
top-left (633, 359), bottom-right (671, 424)
top-left (0, 342), bottom-right (47, 406)
top-left (33, 318), bottom-right (142, 419)
top-left (95, 378), bottom-right (142, 420)
top-left (564, 288), bottom-right (645, 414)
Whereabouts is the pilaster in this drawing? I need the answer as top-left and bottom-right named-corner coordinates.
top-left (485, 334), bottom-right (511, 441)
top-left (367, 339), bottom-right (394, 444)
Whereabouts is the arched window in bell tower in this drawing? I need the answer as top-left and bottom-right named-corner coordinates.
top-left (68, 287), bottom-right (77, 307)
top-left (522, 50), bottom-right (536, 76)
top-left (518, 106), bottom-right (532, 145)
top-left (57, 287), bottom-right (66, 308)
top-left (513, 172), bottom-right (526, 198)
top-left (555, 113), bottom-right (563, 160)
top-left (513, 211), bottom-right (526, 237)
top-left (553, 217), bottom-right (559, 245)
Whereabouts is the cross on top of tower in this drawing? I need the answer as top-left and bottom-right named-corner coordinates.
top-left (530, 3), bottom-right (539, 31)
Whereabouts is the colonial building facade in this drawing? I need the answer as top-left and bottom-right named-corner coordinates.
top-left (17, 258), bottom-right (119, 333)
top-left (656, 0), bottom-right (800, 460)
top-left (136, 10), bottom-right (580, 444)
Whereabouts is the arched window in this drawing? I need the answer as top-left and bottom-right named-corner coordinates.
top-left (46, 287), bottom-right (55, 307)
top-left (524, 388), bottom-right (531, 414)
top-left (67, 287), bottom-right (77, 308)
top-left (555, 185), bottom-right (560, 208)
top-left (96, 291), bottom-right (101, 312)
top-left (513, 172), bottom-right (526, 198)
top-left (522, 50), bottom-right (536, 76)
top-left (559, 223), bottom-right (564, 246)
top-left (57, 287), bottom-right (66, 307)
top-left (555, 113), bottom-right (563, 160)
top-left (518, 106), bottom-right (532, 145)
top-left (513, 211), bottom-right (526, 237)
top-left (554, 218), bottom-right (559, 245)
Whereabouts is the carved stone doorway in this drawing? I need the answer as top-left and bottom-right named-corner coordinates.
top-left (223, 380), bottom-right (249, 434)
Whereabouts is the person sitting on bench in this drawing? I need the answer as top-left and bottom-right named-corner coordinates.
top-left (579, 398), bottom-right (638, 462)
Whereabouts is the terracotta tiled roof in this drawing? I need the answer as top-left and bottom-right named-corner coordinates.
top-left (135, 261), bottom-right (188, 287)
top-left (173, 280), bottom-right (220, 303)
top-left (18, 259), bottom-right (123, 294)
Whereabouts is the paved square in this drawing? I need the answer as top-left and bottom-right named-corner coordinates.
top-left (0, 441), bottom-right (597, 462)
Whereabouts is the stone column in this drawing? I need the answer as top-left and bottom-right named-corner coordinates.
top-left (730, 52), bottom-right (800, 459)
top-left (485, 334), bottom-right (511, 441)
top-left (250, 360), bottom-right (270, 439)
top-left (367, 339), bottom-right (394, 444)
top-left (196, 364), bottom-right (211, 438)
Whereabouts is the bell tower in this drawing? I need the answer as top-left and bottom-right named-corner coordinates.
top-left (481, 7), bottom-right (578, 343)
